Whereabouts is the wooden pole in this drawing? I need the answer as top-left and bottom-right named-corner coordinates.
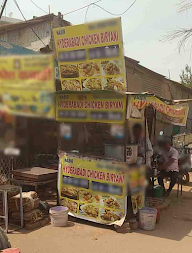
top-left (124, 95), bottom-right (129, 162)
top-left (144, 109), bottom-right (147, 164)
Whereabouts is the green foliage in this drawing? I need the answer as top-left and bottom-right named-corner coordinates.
top-left (180, 64), bottom-right (192, 87)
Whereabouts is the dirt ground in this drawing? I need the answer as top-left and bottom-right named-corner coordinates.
top-left (7, 179), bottom-right (192, 253)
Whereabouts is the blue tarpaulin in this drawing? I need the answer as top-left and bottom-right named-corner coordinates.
top-left (0, 40), bottom-right (38, 55)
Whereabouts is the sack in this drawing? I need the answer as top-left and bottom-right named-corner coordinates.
top-left (12, 209), bottom-right (43, 224)
top-left (9, 191), bottom-right (39, 213)
top-left (25, 217), bottom-right (50, 230)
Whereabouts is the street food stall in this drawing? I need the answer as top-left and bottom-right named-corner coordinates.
top-left (52, 16), bottom-right (192, 226)
top-left (56, 90), bottom-right (146, 226)
top-left (55, 90), bottom-right (192, 226)
top-left (53, 17), bottom-right (135, 226)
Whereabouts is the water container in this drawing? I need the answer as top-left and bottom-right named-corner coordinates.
top-left (49, 206), bottom-right (68, 227)
top-left (139, 207), bottom-right (158, 231)
top-left (153, 185), bottom-right (164, 198)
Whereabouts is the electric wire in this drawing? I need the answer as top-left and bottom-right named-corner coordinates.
top-left (29, 0), bottom-right (48, 14)
top-left (64, 0), bottom-right (102, 16)
top-left (94, 0), bottom-right (137, 16)
top-left (13, 0), bottom-right (46, 46)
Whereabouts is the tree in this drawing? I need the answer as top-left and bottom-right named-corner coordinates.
top-left (180, 64), bottom-right (192, 87)
top-left (163, 0), bottom-right (192, 53)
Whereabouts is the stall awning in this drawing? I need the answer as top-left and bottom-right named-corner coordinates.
top-left (127, 93), bottom-right (192, 126)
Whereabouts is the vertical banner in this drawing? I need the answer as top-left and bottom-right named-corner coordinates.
top-left (128, 165), bottom-right (145, 215)
top-left (0, 54), bottom-right (55, 118)
top-left (53, 18), bottom-right (126, 92)
top-left (59, 153), bottom-right (127, 226)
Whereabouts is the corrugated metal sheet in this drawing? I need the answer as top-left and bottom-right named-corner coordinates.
top-left (142, 76), bottom-right (162, 97)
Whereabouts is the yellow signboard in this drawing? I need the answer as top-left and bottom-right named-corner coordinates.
top-left (128, 165), bottom-right (145, 215)
top-left (53, 18), bottom-right (126, 92)
top-left (56, 92), bottom-right (126, 123)
top-left (59, 153), bottom-right (127, 225)
top-left (127, 95), bottom-right (189, 126)
top-left (0, 55), bottom-right (55, 118)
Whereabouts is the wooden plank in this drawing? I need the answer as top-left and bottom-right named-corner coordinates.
top-left (13, 175), bottom-right (44, 182)
top-left (12, 167), bottom-right (57, 181)
top-left (10, 178), bottom-right (57, 186)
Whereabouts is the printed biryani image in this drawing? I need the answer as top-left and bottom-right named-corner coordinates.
top-left (100, 209), bottom-right (122, 222)
top-left (102, 60), bottom-right (122, 76)
top-left (83, 78), bottom-right (102, 90)
top-left (104, 78), bottom-right (125, 91)
top-left (81, 204), bottom-right (99, 218)
top-left (163, 114), bottom-right (182, 123)
top-left (62, 79), bottom-right (82, 91)
top-left (79, 62), bottom-right (100, 77)
top-left (131, 196), bottom-right (137, 214)
top-left (62, 198), bottom-right (78, 213)
top-left (137, 195), bottom-right (144, 209)
top-left (79, 190), bottom-right (100, 204)
top-left (61, 187), bottom-right (79, 200)
top-left (60, 64), bottom-right (79, 78)
top-left (103, 196), bottom-right (120, 209)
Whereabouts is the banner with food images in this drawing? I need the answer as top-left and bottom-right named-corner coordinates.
top-left (127, 95), bottom-right (189, 126)
top-left (128, 165), bottom-right (145, 215)
top-left (59, 154), bottom-right (127, 226)
top-left (0, 54), bottom-right (55, 118)
top-left (56, 92), bottom-right (126, 124)
top-left (53, 18), bottom-right (126, 92)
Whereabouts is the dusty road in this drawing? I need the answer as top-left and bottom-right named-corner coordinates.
top-left (8, 183), bottom-right (192, 253)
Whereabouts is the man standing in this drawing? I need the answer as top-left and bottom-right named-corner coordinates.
top-left (132, 123), bottom-right (153, 167)
top-left (158, 139), bottom-right (179, 197)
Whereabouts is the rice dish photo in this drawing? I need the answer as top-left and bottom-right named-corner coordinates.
top-left (60, 64), bottom-right (79, 78)
top-left (100, 209), bottom-right (122, 222)
top-left (102, 61), bottom-right (122, 76)
top-left (137, 195), bottom-right (144, 209)
top-left (83, 78), bottom-right (102, 90)
top-left (81, 204), bottom-right (99, 218)
top-left (79, 62), bottom-right (100, 77)
top-left (61, 187), bottom-right (79, 200)
top-left (131, 196), bottom-right (138, 214)
top-left (80, 191), bottom-right (100, 204)
top-left (104, 78), bottom-right (125, 91)
top-left (62, 79), bottom-right (82, 91)
top-left (103, 196), bottom-right (120, 209)
top-left (62, 198), bottom-right (78, 213)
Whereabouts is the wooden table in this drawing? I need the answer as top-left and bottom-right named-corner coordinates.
top-left (12, 167), bottom-right (57, 182)
top-left (10, 178), bottom-right (57, 192)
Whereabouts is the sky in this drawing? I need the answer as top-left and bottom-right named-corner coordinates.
top-left (2, 0), bottom-right (192, 82)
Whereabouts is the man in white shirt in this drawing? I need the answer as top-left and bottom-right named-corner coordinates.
top-left (158, 139), bottom-right (179, 197)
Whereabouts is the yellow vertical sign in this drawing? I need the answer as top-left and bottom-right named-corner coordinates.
top-left (0, 54), bottom-right (55, 118)
top-left (53, 18), bottom-right (127, 92)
